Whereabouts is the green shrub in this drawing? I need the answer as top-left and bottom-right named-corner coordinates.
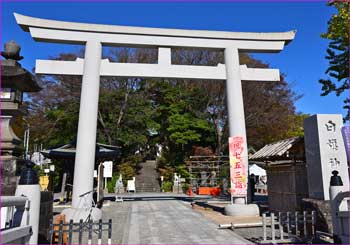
top-left (182, 183), bottom-right (190, 194)
top-left (176, 164), bottom-right (190, 179)
top-left (118, 163), bottom-right (135, 186)
top-left (157, 154), bottom-right (168, 168)
top-left (158, 166), bottom-right (174, 182)
top-left (107, 174), bottom-right (119, 193)
top-left (162, 181), bottom-right (173, 192)
top-left (124, 155), bottom-right (142, 167)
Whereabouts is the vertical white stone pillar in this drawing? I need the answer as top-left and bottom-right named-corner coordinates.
top-left (15, 185), bottom-right (41, 244)
top-left (72, 41), bottom-right (102, 209)
top-left (224, 47), bottom-right (248, 204)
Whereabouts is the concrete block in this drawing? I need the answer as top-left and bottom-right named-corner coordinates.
top-left (224, 204), bottom-right (259, 217)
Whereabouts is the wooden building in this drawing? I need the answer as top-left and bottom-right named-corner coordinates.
top-left (249, 137), bottom-right (308, 212)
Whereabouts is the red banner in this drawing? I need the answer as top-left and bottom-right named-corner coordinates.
top-left (229, 136), bottom-right (247, 197)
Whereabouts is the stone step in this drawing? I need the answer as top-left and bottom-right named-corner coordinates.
top-left (136, 184), bottom-right (159, 187)
top-left (136, 184), bottom-right (158, 187)
top-left (136, 186), bottom-right (159, 189)
top-left (135, 160), bottom-right (161, 193)
top-left (137, 186), bottom-right (160, 189)
top-left (136, 182), bottom-right (158, 184)
top-left (137, 189), bottom-right (161, 193)
top-left (136, 177), bottom-right (158, 180)
top-left (136, 188), bottom-right (160, 191)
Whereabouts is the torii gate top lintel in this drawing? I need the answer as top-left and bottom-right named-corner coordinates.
top-left (14, 13), bottom-right (296, 50)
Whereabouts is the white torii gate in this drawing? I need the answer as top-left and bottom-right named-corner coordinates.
top-left (15, 13), bottom-right (295, 216)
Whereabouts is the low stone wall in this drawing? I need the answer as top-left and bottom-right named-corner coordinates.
top-left (39, 191), bottom-right (53, 243)
top-left (301, 198), bottom-right (333, 233)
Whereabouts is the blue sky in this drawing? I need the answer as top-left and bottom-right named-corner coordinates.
top-left (1, 1), bottom-right (347, 118)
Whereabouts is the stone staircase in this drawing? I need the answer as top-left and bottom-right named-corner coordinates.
top-left (135, 160), bottom-right (161, 192)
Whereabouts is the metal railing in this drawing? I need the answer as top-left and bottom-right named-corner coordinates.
top-left (1, 196), bottom-right (32, 244)
top-left (261, 211), bottom-right (316, 244)
top-left (49, 219), bottom-right (112, 245)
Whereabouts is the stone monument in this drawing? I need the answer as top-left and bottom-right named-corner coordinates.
top-left (304, 114), bottom-right (350, 200)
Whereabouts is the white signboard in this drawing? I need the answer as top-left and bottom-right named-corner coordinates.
top-left (103, 161), bottom-right (113, 178)
top-left (127, 180), bottom-right (136, 192)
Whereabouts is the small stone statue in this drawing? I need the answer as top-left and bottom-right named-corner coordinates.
top-left (200, 171), bottom-right (207, 186)
top-left (209, 171), bottom-right (216, 186)
top-left (1, 40), bottom-right (23, 61)
top-left (115, 174), bottom-right (124, 194)
top-left (174, 173), bottom-right (179, 184)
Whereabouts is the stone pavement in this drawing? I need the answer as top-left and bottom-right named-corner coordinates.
top-left (102, 199), bottom-right (252, 244)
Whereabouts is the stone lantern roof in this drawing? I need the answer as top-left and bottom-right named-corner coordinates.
top-left (1, 40), bottom-right (41, 92)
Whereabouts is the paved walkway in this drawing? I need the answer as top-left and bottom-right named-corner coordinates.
top-left (104, 192), bottom-right (212, 201)
top-left (102, 199), bottom-right (251, 244)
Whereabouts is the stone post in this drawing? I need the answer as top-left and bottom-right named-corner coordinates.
top-left (15, 160), bottom-right (41, 245)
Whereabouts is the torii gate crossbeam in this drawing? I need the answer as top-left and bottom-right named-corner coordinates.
top-left (15, 13), bottom-right (295, 219)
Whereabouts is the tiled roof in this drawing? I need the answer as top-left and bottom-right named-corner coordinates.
top-left (249, 136), bottom-right (302, 161)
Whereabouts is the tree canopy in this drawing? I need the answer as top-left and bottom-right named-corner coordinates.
top-left (319, 1), bottom-right (350, 121)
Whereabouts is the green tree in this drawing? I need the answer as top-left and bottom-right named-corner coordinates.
top-left (319, 1), bottom-right (350, 121)
top-left (148, 79), bottom-right (215, 167)
top-left (282, 113), bottom-right (310, 138)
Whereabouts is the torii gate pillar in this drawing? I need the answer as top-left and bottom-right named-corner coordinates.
top-left (225, 47), bottom-right (248, 205)
top-left (71, 41), bottom-right (102, 209)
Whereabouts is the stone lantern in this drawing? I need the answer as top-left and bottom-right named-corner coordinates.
top-left (1, 40), bottom-right (41, 195)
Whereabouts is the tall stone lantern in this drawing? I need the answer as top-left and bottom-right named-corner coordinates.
top-left (1, 40), bottom-right (41, 195)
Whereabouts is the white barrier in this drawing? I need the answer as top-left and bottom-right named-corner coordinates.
top-left (0, 196), bottom-right (32, 244)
